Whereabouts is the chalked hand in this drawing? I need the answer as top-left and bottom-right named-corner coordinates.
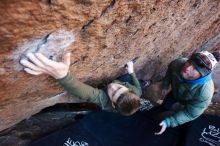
top-left (20, 52), bottom-right (71, 79)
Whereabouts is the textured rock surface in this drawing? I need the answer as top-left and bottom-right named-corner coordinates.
top-left (0, 0), bottom-right (220, 131)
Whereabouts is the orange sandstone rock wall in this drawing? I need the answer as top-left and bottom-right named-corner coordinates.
top-left (0, 0), bottom-right (219, 131)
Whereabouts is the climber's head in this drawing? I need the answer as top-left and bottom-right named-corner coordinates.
top-left (107, 83), bottom-right (140, 116)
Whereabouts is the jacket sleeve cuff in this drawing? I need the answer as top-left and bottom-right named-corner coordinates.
top-left (56, 72), bottom-right (74, 85)
top-left (130, 72), bottom-right (135, 76)
top-left (164, 118), bottom-right (171, 128)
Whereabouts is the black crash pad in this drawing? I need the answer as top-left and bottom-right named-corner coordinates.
top-left (183, 114), bottom-right (220, 146)
top-left (29, 107), bottom-right (183, 146)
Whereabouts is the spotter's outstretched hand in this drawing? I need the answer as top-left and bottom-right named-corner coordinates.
top-left (155, 121), bottom-right (167, 135)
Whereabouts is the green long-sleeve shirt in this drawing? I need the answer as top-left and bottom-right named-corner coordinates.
top-left (162, 58), bottom-right (214, 127)
top-left (57, 73), bottom-right (142, 112)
